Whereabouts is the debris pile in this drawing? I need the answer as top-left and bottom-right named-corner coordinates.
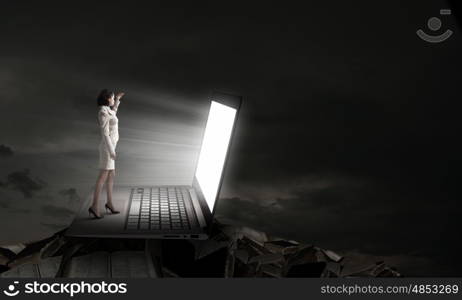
top-left (161, 223), bottom-right (401, 277)
top-left (0, 222), bottom-right (401, 278)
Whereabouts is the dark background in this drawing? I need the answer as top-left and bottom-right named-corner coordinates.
top-left (0, 0), bottom-right (461, 276)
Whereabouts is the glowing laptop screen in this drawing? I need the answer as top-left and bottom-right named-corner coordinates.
top-left (195, 101), bottom-right (237, 211)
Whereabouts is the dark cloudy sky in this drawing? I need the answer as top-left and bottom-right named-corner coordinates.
top-left (1, 0), bottom-right (461, 276)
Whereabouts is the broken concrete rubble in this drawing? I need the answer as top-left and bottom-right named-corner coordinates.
top-left (0, 220), bottom-right (401, 278)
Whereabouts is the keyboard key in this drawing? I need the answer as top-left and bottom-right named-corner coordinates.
top-left (129, 202), bottom-right (141, 215)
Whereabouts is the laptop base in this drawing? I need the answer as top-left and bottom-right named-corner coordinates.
top-left (65, 185), bottom-right (208, 240)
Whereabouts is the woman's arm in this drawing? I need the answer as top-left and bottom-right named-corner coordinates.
top-left (98, 110), bottom-right (116, 158)
top-left (112, 98), bottom-right (121, 114)
top-left (112, 92), bottom-right (125, 114)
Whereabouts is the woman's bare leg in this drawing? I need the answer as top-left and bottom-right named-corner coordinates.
top-left (105, 169), bottom-right (116, 210)
top-left (91, 169), bottom-right (109, 217)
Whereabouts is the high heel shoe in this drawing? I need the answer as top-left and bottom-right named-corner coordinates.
top-left (88, 207), bottom-right (104, 219)
top-left (105, 203), bottom-right (120, 214)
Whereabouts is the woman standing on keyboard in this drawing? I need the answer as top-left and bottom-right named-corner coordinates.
top-left (89, 89), bottom-right (125, 219)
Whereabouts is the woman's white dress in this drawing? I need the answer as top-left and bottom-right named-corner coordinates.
top-left (98, 99), bottom-right (120, 170)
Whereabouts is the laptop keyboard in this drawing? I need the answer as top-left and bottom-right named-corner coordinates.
top-left (125, 186), bottom-right (192, 231)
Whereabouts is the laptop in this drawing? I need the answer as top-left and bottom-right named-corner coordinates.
top-left (66, 91), bottom-right (242, 240)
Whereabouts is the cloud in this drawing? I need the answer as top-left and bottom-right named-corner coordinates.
top-left (0, 186), bottom-right (21, 208)
top-left (0, 144), bottom-right (13, 157)
top-left (9, 208), bottom-right (31, 213)
top-left (40, 204), bottom-right (75, 219)
top-left (58, 188), bottom-right (81, 205)
top-left (0, 169), bottom-right (47, 198)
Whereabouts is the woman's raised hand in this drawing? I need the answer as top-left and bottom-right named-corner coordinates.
top-left (115, 92), bottom-right (125, 100)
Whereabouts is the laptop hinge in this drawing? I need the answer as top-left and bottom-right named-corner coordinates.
top-left (189, 189), bottom-right (207, 228)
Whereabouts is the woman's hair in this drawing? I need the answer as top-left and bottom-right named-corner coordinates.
top-left (97, 89), bottom-right (115, 106)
